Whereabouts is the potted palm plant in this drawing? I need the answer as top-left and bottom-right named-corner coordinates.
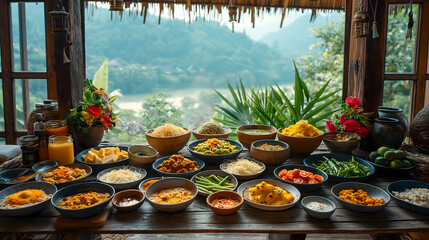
top-left (66, 79), bottom-right (118, 148)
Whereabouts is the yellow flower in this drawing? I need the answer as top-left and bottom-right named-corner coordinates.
top-left (81, 111), bottom-right (95, 127)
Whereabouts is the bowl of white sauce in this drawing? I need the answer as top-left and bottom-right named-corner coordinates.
top-left (301, 196), bottom-right (336, 219)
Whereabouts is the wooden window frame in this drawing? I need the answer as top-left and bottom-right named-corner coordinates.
top-left (0, 0), bottom-right (56, 144)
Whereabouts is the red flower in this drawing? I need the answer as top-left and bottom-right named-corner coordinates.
top-left (100, 114), bottom-right (111, 130)
top-left (88, 105), bottom-right (101, 118)
top-left (343, 119), bottom-right (359, 131)
top-left (325, 120), bottom-right (337, 133)
top-left (355, 126), bottom-right (369, 138)
top-left (339, 113), bottom-right (350, 124)
top-left (345, 96), bottom-right (360, 109)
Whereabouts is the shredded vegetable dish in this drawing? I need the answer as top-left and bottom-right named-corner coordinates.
top-left (42, 166), bottom-right (87, 184)
top-left (193, 138), bottom-right (238, 155)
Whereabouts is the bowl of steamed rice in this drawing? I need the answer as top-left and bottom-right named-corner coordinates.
top-left (97, 166), bottom-right (147, 191)
top-left (145, 123), bottom-right (191, 155)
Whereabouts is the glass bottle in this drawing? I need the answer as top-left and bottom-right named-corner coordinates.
top-left (48, 134), bottom-right (74, 165)
top-left (19, 135), bottom-right (39, 167)
top-left (45, 120), bottom-right (69, 137)
top-left (33, 113), bottom-right (49, 161)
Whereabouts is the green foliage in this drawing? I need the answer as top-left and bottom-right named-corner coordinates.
top-left (141, 93), bottom-right (182, 129)
top-left (213, 63), bottom-right (340, 130)
top-left (93, 60), bottom-right (109, 91)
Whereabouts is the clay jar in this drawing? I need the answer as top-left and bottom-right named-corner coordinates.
top-left (378, 106), bottom-right (409, 134)
top-left (371, 117), bottom-right (405, 149)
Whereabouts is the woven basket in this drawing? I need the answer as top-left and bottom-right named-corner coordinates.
top-left (401, 144), bottom-right (429, 183)
top-left (410, 105), bottom-right (429, 153)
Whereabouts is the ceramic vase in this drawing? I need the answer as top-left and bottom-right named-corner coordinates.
top-left (378, 106), bottom-right (409, 134)
top-left (76, 125), bottom-right (104, 149)
top-left (371, 117), bottom-right (405, 149)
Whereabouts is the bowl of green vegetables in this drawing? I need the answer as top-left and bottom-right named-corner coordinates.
top-left (303, 153), bottom-right (375, 182)
top-left (190, 170), bottom-right (238, 196)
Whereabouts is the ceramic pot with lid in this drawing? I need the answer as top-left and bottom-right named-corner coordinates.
top-left (371, 117), bottom-right (405, 149)
top-left (27, 100), bottom-right (59, 134)
top-left (378, 106), bottom-right (409, 135)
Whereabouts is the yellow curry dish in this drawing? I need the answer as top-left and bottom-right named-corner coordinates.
top-left (42, 166), bottom-right (87, 184)
top-left (248, 181), bottom-right (295, 205)
top-left (281, 120), bottom-right (321, 137)
top-left (150, 187), bottom-right (194, 204)
top-left (58, 191), bottom-right (111, 210)
top-left (0, 189), bottom-right (50, 209)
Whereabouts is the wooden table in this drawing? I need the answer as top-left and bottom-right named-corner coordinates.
top-left (1, 145), bottom-right (428, 240)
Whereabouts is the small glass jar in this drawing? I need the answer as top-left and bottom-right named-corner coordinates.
top-left (48, 134), bottom-right (74, 165)
top-left (45, 120), bottom-right (69, 137)
top-left (19, 135), bottom-right (39, 167)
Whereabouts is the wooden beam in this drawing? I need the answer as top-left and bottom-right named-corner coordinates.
top-left (70, 0), bottom-right (85, 107)
top-left (10, 72), bottom-right (48, 79)
top-left (342, 0), bottom-right (352, 101)
top-left (45, 0), bottom-right (57, 100)
top-left (0, 2), bottom-right (17, 144)
top-left (384, 74), bottom-right (419, 80)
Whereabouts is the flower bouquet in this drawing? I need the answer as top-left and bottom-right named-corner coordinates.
top-left (325, 96), bottom-right (372, 138)
top-left (66, 79), bottom-right (118, 148)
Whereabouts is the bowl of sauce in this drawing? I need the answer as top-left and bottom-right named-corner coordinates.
top-left (128, 145), bottom-right (158, 168)
top-left (236, 125), bottom-right (277, 149)
top-left (206, 190), bottom-right (243, 215)
top-left (301, 196), bottom-right (335, 219)
top-left (112, 189), bottom-right (145, 212)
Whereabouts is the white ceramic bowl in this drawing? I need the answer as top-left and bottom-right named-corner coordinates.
top-left (301, 196), bottom-right (336, 219)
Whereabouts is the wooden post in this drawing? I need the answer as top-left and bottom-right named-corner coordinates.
top-left (346, 0), bottom-right (387, 114)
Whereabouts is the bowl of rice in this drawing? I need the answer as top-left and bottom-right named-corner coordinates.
top-left (97, 166), bottom-right (147, 191)
top-left (250, 139), bottom-right (290, 165)
top-left (220, 157), bottom-right (266, 180)
top-left (145, 123), bottom-right (191, 155)
top-left (387, 180), bottom-right (429, 215)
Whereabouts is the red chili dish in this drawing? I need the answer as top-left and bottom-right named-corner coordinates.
top-left (278, 169), bottom-right (324, 184)
top-left (210, 197), bottom-right (240, 209)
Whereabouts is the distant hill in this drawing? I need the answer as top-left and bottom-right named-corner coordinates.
top-left (261, 13), bottom-right (342, 58)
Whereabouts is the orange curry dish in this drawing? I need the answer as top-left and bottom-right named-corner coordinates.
top-left (42, 166), bottom-right (87, 184)
top-left (157, 155), bottom-right (199, 173)
top-left (58, 191), bottom-right (111, 209)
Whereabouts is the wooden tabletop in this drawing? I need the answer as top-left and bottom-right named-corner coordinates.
top-left (0, 145), bottom-right (428, 235)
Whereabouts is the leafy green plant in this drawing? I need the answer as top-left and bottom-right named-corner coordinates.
top-left (213, 62), bottom-right (340, 129)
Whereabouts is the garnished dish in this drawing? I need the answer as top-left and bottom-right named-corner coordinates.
top-left (306, 201), bottom-right (333, 211)
top-left (157, 155), bottom-right (199, 173)
top-left (281, 120), bottom-right (321, 137)
top-left (221, 158), bottom-right (264, 176)
top-left (193, 138), bottom-right (238, 155)
top-left (42, 166), bottom-right (87, 184)
top-left (392, 188), bottom-right (429, 207)
top-left (82, 147), bottom-right (128, 164)
top-left (248, 181), bottom-right (295, 205)
top-left (0, 189), bottom-right (50, 209)
top-left (193, 175), bottom-right (236, 194)
top-left (278, 169), bottom-right (324, 184)
top-left (210, 197), bottom-right (240, 209)
top-left (99, 168), bottom-right (143, 184)
top-left (328, 133), bottom-right (360, 142)
top-left (197, 122), bottom-right (224, 134)
top-left (241, 129), bottom-right (274, 135)
top-left (369, 146), bottom-right (415, 169)
top-left (150, 187), bottom-right (194, 204)
top-left (255, 143), bottom-right (284, 151)
top-left (312, 156), bottom-right (370, 177)
top-left (149, 123), bottom-right (187, 137)
top-left (58, 191), bottom-right (111, 209)
top-left (339, 189), bottom-right (385, 206)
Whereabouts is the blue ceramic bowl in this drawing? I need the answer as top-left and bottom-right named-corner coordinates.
top-left (75, 145), bottom-right (130, 171)
top-left (366, 160), bottom-right (416, 174)
top-left (51, 182), bottom-right (115, 218)
top-left (0, 168), bottom-right (37, 188)
top-left (152, 155), bottom-right (205, 178)
top-left (187, 139), bottom-right (243, 165)
top-left (32, 160), bottom-right (59, 172)
top-left (274, 164), bottom-right (328, 192)
top-left (0, 182), bottom-right (57, 216)
top-left (303, 153), bottom-right (375, 182)
top-left (331, 182), bottom-right (390, 213)
top-left (387, 180), bottom-right (429, 215)
top-left (35, 163), bottom-right (92, 189)
top-left (97, 166), bottom-right (147, 191)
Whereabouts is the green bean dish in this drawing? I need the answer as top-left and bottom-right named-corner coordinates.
top-left (193, 138), bottom-right (238, 155)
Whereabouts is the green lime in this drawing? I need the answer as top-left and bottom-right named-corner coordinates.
top-left (390, 148), bottom-right (397, 152)
top-left (405, 156), bottom-right (414, 162)
top-left (394, 150), bottom-right (405, 159)
top-left (369, 151), bottom-right (379, 162)
top-left (375, 156), bottom-right (388, 166)
top-left (389, 159), bottom-right (403, 168)
top-left (402, 160), bottom-right (412, 168)
top-left (377, 146), bottom-right (389, 156)
top-left (384, 151), bottom-right (396, 161)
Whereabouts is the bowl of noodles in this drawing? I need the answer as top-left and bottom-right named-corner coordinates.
top-left (97, 166), bottom-right (147, 191)
top-left (0, 181), bottom-right (57, 216)
top-left (145, 123), bottom-right (191, 155)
